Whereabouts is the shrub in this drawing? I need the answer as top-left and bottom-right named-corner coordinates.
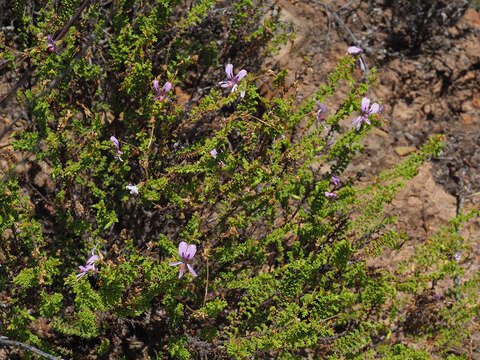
top-left (0, 0), bottom-right (478, 359)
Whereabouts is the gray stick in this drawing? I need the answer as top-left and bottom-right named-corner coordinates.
top-left (0, 335), bottom-right (64, 360)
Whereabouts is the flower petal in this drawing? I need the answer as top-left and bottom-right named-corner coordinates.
top-left (185, 244), bottom-right (197, 259)
top-left (162, 81), bottom-right (172, 94)
top-left (225, 64), bottom-right (233, 79)
top-left (178, 264), bottom-right (185, 279)
top-left (178, 241), bottom-right (188, 258)
top-left (110, 136), bottom-right (119, 149)
top-left (331, 175), bottom-right (340, 186)
top-left (235, 69), bottom-right (247, 82)
top-left (187, 264), bottom-right (198, 277)
top-left (219, 81), bottom-right (230, 88)
top-left (210, 149), bottom-right (217, 159)
top-left (153, 80), bottom-right (160, 92)
top-left (352, 116), bottom-right (361, 127)
top-left (356, 119), bottom-right (363, 131)
top-left (240, 90), bottom-right (245, 98)
top-left (368, 102), bottom-right (379, 115)
top-left (348, 46), bottom-right (363, 55)
top-left (361, 97), bottom-right (370, 113)
top-left (86, 255), bottom-right (99, 265)
top-left (169, 261), bottom-right (183, 266)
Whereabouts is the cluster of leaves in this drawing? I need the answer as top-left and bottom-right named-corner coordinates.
top-left (1, 0), bottom-right (479, 359)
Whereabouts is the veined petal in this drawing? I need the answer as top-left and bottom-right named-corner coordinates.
top-left (169, 261), bottom-right (183, 266)
top-left (352, 116), bottom-right (362, 126)
top-left (162, 81), bottom-right (172, 94)
top-left (76, 272), bottom-right (86, 280)
top-left (86, 255), bottom-right (99, 265)
top-left (153, 80), bottom-right (160, 92)
top-left (356, 118), bottom-right (363, 131)
top-left (348, 46), bottom-right (363, 55)
top-left (219, 81), bottom-right (230, 88)
top-left (368, 102), bottom-right (380, 115)
top-left (235, 69), bottom-right (247, 82)
top-left (178, 263), bottom-right (185, 279)
top-left (240, 90), bottom-right (245, 98)
top-left (185, 244), bottom-right (197, 259)
top-left (187, 264), bottom-right (198, 277)
top-left (178, 241), bottom-right (188, 258)
top-left (331, 175), bottom-right (340, 186)
top-left (231, 84), bottom-right (238, 93)
top-left (361, 97), bottom-right (370, 113)
top-left (110, 136), bottom-right (120, 149)
top-left (225, 64), bottom-right (233, 79)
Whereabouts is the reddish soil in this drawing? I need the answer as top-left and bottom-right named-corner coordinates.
top-left (260, 0), bottom-right (480, 356)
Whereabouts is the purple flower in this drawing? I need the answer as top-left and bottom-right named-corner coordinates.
top-left (110, 136), bottom-right (123, 162)
top-left (210, 149), bottom-right (218, 159)
top-left (325, 191), bottom-right (337, 199)
top-left (433, 293), bottom-right (441, 301)
top-left (219, 64), bottom-right (247, 98)
top-left (76, 242), bottom-right (100, 281)
top-left (153, 80), bottom-right (172, 102)
top-left (347, 46), bottom-right (366, 72)
top-left (331, 175), bottom-right (340, 186)
top-left (169, 241), bottom-right (198, 279)
top-left (47, 35), bottom-right (57, 53)
top-left (352, 97), bottom-right (380, 131)
top-left (313, 98), bottom-right (327, 130)
top-left (126, 184), bottom-right (138, 195)
top-left (454, 252), bottom-right (461, 262)
top-left (347, 46), bottom-right (363, 55)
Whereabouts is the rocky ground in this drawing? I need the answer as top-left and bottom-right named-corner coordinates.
top-left (259, 0), bottom-right (480, 356)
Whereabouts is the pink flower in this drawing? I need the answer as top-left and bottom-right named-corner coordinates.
top-left (169, 241), bottom-right (198, 278)
top-left (210, 149), bottom-right (218, 159)
top-left (47, 35), bottom-right (57, 53)
top-left (347, 46), bottom-right (363, 55)
top-left (331, 175), bottom-right (340, 186)
top-left (313, 98), bottom-right (327, 130)
top-left (76, 242), bottom-right (100, 281)
top-left (110, 136), bottom-right (123, 161)
top-left (348, 46), bottom-right (366, 73)
top-left (153, 81), bottom-right (172, 102)
top-left (219, 64), bottom-right (247, 98)
top-left (126, 184), bottom-right (138, 195)
top-left (325, 191), bottom-right (337, 199)
top-left (352, 97), bottom-right (379, 131)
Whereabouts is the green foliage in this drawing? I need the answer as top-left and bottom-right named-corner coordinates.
top-left (1, 0), bottom-right (479, 359)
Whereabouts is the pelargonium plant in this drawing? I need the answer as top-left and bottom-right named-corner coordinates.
top-left (219, 64), bottom-right (247, 98)
top-left (169, 241), bottom-right (198, 279)
top-left (153, 80), bottom-right (172, 102)
top-left (352, 97), bottom-right (380, 131)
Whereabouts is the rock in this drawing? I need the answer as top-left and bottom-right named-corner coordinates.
top-left (473, 92), bottom-right (480, 108)
top-left (463, 8), bottom-right (480, 28)
top-left (423, 103), bottom-right (433, 115)
top-left (394, 146), bottom-right (416, 156)
top-left (392, 100), bottom-right (417, 125)
top-left (373, 128), bottom-right (390, 138)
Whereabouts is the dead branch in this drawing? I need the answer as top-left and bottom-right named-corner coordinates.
top-left (0, 335), bottom-right (64, 360)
